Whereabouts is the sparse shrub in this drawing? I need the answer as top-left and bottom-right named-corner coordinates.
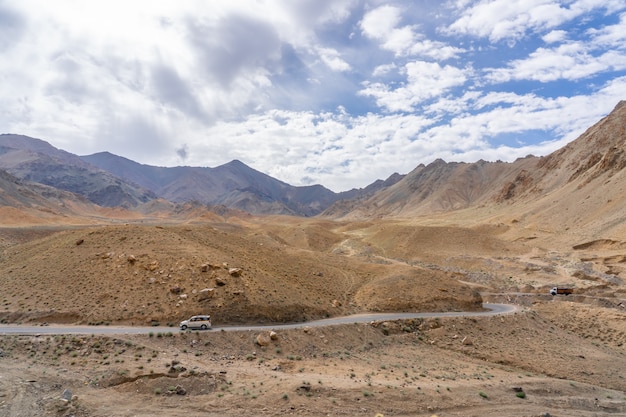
top-left (516, 391), bottom-right (526, 399)
top-left (479, 391), bottom-right (488, 399)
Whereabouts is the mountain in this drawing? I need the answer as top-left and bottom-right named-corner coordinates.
top-left (80, 153), bottom-right (392, 216)
top-left (0, 134), bottom-right (398, 216)
top-left (328, 100), bottom-right (626, 239)
top-left (0, 134), bottom-right (157, 208)
top-left (0, 168), bottom-right (105, 225)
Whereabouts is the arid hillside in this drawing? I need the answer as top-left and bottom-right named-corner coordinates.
top-left (0, 218), bottom-right (485, 327)
top-left (1, 211), bottom-right (626, 417)
top-left (328, 101), bottom-right (626, 244)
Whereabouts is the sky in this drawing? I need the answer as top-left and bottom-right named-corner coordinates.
top-left (1, 1), bottom-right (626, 192)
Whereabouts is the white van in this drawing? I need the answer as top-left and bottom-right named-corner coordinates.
top-left (179, 315), bottom-right (212, 330)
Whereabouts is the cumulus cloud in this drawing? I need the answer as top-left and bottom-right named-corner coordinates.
top-left (446, 0), bottom-right (625, 42)
top-left (1, 1), bottom-right (625, 192)
top-left (361, 4), bottom-right (463, 59)
top-left (359, 61), bottom-right (469, 112)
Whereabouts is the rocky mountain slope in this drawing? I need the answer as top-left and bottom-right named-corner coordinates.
top-left (0, 134), bottom-right (399, 216)
top-left (326, 101), bottom-right (626, 241)
top-left (0, 168), bottom-right (107, 226)
top-left (0, 134), bottom-right (157, 208)
top-left (81, 153), bottom-right (341, 216)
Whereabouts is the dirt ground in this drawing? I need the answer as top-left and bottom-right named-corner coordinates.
top-left (1, 212), bottom-right (626, 416)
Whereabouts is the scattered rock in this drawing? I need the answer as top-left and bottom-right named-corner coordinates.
top-left (228, 267), bottom-right (242, 277)
top-left (256, 333), bottom-right (271, 346)
top-left (61, 389), bottom-right (72, 401)
top-left (461, 336), bottom-right (473, 346)
top-left (170, 285), bottom-right (183, 294)
top-left (198, 288), bottom-right (215, 301)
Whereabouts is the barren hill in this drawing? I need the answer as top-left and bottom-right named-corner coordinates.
top-left (0, 221), bottom-right (481, 326)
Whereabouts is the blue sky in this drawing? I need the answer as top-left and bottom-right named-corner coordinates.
top-left (1, 0), bottom-right (625, 192)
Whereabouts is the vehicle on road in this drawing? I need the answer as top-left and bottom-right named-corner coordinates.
top-left (180, 315), bottom-right (212, 330)
top-left (550, 287), bottom-right (573, 296)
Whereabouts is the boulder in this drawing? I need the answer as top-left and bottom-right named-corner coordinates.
top-left (255, 333), bottom-right (271, 346)
top-left (228, 268), bottom-right (243, 277)
top-left (198, 288), bottom-right (215, 301)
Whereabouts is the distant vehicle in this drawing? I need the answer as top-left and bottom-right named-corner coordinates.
top-left (550, 287), bottom-right (573, 296)
top-left (179, 315), bottom-right (212, 330)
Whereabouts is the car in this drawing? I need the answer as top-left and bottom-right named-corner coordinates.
top-left (179, 315), bottom-right (212, 330)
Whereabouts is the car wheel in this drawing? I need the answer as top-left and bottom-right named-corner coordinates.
top-left (201, 324), bottom-right (207, 330)
top-left (181, 325), bottom-right (187, 330)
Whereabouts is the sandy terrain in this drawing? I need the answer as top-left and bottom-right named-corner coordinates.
top-left (1, 211), bottom-right (625, 416)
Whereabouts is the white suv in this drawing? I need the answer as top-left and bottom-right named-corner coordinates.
top-left (179, 315), bottom-right (212, 330)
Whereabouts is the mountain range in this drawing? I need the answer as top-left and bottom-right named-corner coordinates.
top-left (1, 100), bottom-right (625, 230)
top-left (0, 133), bottom-right (400, 216)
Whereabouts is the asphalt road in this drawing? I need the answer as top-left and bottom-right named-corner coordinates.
top-left (0, 303), bottom-right (518, 336)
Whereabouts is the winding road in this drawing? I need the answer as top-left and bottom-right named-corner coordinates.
top-left (0, 303), bottom-right (518, 336)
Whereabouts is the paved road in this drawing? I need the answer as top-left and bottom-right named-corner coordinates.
top-left (0, 303), bottom-right (518, 336)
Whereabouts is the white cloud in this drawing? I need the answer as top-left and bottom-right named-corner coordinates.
top-left (487, 42), bottom-right (626, 83)
top-left (372, 63), bottom-right (397, 77)
top-left (316, 47), bottom-right (352, 72)
top-left (542, 29), bottom-right (568, 43)
top-left (359, 61), bottom-right (469, 112)
top-left (447, 0), bottom-right (626, 42)
top-left (587, 11), bottom-right (626, 46)
top-left (361, 4), bottom-right (462, 59)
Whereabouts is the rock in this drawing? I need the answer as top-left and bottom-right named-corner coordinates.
top-left (303, 326), bottom-right (312, 333)
top-left (216, 277), bottom-right (227, 286)
top-left (256, 333), bottom-right (271, 346)
top-left (332, 299), bottom-right (342, 307)
top-left (127, 254), bottom-right (137, 264)
top-left (269, 331), bottom-right (278, 340)
top-left (198, 288), bottom-right (215, 301)
top-left (461, 336), bottom-right (473, 346)
top-left (146, 260), bottom-right (159, 271)
top-left (61, 389), bottom-right (72, 401)
top-left (229, 268), bottom-right (243, 277)
top-left (75, 239), bottom-right (84, 246)
top-left (170, 285), bottom-right (183, 294)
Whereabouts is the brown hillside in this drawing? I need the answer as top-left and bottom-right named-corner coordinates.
top-left (0, 221), bottom-right (482, 326)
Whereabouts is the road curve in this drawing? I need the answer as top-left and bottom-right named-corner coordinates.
top-left (0, 303), bottom-right (518, 336)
